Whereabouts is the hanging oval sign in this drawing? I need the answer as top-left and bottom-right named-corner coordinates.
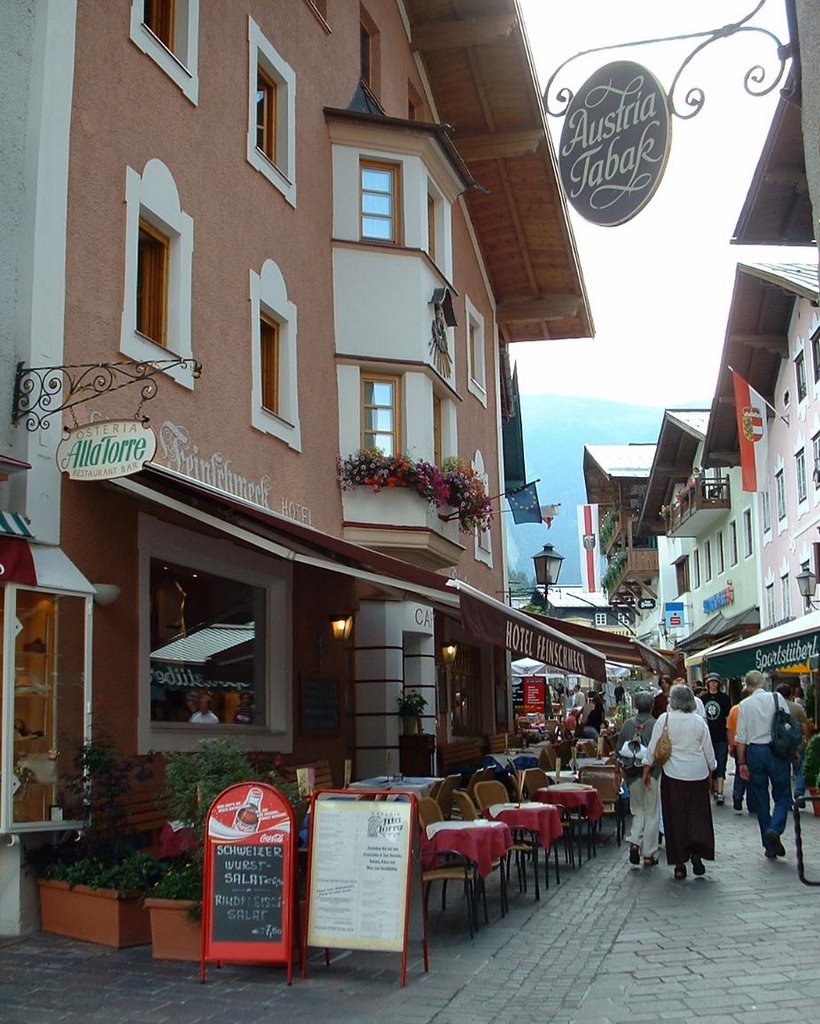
top-left (56, 420), bottom-right (157, 480)
top-left (558, 60), bottom-right (671, 227)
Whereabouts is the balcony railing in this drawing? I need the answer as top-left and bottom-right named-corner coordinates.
top-left (665, 476), bottom-right (731, 538)
top-left (603, 547), bottom-right (659, 598)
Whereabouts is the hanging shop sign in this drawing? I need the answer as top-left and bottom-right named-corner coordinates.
top-left (558, 60), bottom-right (671, 227)
top-left (56, 420), bottom-right (156, 481)
top-left (664, 601), bottom-right (685, 630)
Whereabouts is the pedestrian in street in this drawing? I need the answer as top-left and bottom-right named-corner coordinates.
top-left (703, 672), bottom-right (731, 805)
top-left (644, 683), bottom-right (716, 880)
top-left (735, 670), bottom-right (793, 859)
top-left (777, 683), bottom-right (809, 799)
top-left (618, 691), bottom-right (660, 867)
top-left (579, 693), bottom-right (606, 741)
top-left (651, 675), bottom-right (672, 718)
top-left (728, 687), bottom-right (754, 813)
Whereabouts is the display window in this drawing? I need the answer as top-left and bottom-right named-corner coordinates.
top-left (2, 586), bottom-right (90, 830)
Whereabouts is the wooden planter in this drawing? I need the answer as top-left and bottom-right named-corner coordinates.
top-left (38, 879), bottom-right (151, 948)
top-left (806, 786), bottom-right (820, 817)
top-left (144, 898), bottom-right (202, 961)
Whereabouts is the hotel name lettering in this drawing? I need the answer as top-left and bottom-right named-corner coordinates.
top-left (505, 620), bottom-right (588, 675)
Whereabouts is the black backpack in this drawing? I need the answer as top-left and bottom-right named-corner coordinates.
top-left (769, 695), bottom-right (802, 760)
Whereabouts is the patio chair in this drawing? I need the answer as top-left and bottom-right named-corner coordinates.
top-left (452, 789), bottom-right (478, 821)
top-left (578, 765), bottom-right (624, 845)
top-left (473, 780), bottom-right (539, 902)
top-left (465, 766), bottom-right (496, 805)
top-left (418, 796), bottom-right (443, 828)
top-left (521, 768), bottom-right (571, 879)
top-left (434, 774), bottom-right (462, 820)
top-left (538, 744), bottom-right (557, 772)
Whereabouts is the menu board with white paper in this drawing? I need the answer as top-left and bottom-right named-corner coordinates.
top-left (306, 798), bottom-right (412, 952)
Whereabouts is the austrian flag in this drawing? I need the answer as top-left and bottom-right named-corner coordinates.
top-left (732, 371), bottom-right (769, 492)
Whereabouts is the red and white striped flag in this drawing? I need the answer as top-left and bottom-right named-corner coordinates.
top-left (577, 504), bottom-right (601, 593)
top-left (732, 371), bottom-right (769, 492)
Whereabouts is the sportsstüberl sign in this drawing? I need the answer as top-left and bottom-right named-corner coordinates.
top-left (558, 60), bottom-right (671, 226)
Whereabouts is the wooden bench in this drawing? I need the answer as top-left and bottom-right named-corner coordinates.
top-left (437, 738), bottom-right (485, 779)
top-left (280, 760), bottom-right (334, 795)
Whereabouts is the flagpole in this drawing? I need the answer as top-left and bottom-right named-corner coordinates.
top-left (438, 479), bottom-right (543, 522)
top-left (728, 365), bottom-right (789, 426)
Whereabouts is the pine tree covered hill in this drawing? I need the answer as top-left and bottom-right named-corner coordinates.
top-left (504, 394), bottom-right (669, 584)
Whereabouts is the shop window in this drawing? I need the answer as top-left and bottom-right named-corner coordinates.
top-left (137, 220), bottom-right (169, 347)
top-left (129, 0), bottom-right (199, 105)
top-left (8, 589), bottom-right (89, 828)
top-left (451, 644), bottom-right (482, 735)
top-left (361, 374), bottom-right (400, 454)
top-left (247, 18), bottom-right (296, 207)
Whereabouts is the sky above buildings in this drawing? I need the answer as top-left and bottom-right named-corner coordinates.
top-left (515, 0), bottom-right (816, 408)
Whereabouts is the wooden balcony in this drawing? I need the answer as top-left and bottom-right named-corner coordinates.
top-left (666, 476), bottom-right (731, 538)
top-left (604, 547), bottom-right (659, 600)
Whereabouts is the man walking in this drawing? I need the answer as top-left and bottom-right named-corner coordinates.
top-left (735, 670), bottom-right (792, 858)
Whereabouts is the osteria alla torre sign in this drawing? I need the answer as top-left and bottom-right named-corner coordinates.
top-left (57, 420), bottom-right (157, 480)
top-left (558, 60), bottom-right (671, 227)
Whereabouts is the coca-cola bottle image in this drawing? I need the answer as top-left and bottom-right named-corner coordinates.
top-left (233, 787), bottom-right (263, 834)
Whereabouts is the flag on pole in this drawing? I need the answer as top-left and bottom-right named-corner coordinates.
top-left (577, 504), bottom-right (601, 593)
top-left (540, 503), bottom-right (561, 528)
top-left (732, 371), bottom-right (769, 492)
top-left (507, 482), bottom-right (542, 524)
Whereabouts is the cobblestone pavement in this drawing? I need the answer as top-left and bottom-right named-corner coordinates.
top-left (2, 791), bottom-right (820, 1024)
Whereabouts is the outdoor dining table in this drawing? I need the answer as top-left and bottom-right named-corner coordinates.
top-left (534, 783), bottom-right (604, 823)
top-left (482, 751), bottom-right (539, 772)
top-left (349, 776), bottom-right (442, 799)
top-left (482, 801), bottom-right (563, 849)
top-left (421, 819), bottom-right (513, 879)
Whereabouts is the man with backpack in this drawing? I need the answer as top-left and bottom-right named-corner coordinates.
top-left (735, 670), bottom-right (802, 859)
top-left (617, 691), bottom-right (660, 868)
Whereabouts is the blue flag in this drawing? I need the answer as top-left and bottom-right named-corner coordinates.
top-left (507, 482), bottom-right (542, 524)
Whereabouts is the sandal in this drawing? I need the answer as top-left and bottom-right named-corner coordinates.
top-left (673, 864), bottom-right (687, 880)
top-left (629, 845), bottom-right (640, 865)
top-left (643, 856), bottom-right (658, 867)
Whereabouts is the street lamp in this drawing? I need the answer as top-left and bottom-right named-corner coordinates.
top-left (796, 567), bottom-right (819, 611)
top-left (532, 543), bottom-right (565, 608)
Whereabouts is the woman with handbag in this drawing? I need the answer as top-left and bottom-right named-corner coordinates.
top-left (643, 683), bottom-right (717, 880)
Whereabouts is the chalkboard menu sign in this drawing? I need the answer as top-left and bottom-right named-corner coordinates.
top-left (201, 782), bottom-right (296, 983)
top-left (300, 674), bottom-right (340, 735)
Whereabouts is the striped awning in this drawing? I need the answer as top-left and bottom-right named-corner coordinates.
top-left (0, 511), bottom-right (32, 539)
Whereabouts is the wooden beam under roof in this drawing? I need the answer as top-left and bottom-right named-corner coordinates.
top-left (728, 332), bottom-right (789, 354)
top-left (410, 13), bottom-right (516, 52)
top-left (497, 295), bottom-right (581, 323)
top-left (709, 449), bottom-right (740, 465)
top-left (455, 129), bottom-right (543, 162)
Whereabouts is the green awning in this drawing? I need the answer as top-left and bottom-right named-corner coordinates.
top-left (706, 612), bottom-right (820, 678)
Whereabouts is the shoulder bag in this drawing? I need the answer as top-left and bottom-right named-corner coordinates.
top-left (770, 694), bottom-right (802, 760)
top-left (654, 713), bottom-right (673, 765)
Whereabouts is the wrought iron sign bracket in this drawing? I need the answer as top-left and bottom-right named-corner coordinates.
top-left (544, 0), bottom-right (790, 122)
top-left (12, 357), bottom-right (203, 432)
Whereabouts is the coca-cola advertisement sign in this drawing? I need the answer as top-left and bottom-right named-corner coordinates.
top-left (558, 60), bottom-right (671, 226)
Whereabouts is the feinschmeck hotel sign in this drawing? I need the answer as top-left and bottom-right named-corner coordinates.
top-left (57, 420), bottom-right (157, 480)
top-left (558, 60), bottom-right (671, 227)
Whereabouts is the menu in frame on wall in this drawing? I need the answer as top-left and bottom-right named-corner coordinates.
top-left (306, 798), bottom-right (413, 952)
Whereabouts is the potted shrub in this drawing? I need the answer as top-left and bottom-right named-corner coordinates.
top-left (397, 691), bottom-right (427, 736)
top-left (802, 733), bottom-right (820, 816)
top-left (32, 739), bottom-right (161, 948)
top-left (145, 739), bottom-right (307, 961)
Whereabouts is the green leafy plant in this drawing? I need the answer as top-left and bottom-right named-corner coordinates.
top-left (397, 691), bottom-right (427, 718)
top-left (44, 851), bottom-right (163, 893)
top-left (601, 551), bottom-right (627, 597)
top-left (803, 733), bottom-right (820, 791)
top-left (599, 510), bottom-right (619, 549)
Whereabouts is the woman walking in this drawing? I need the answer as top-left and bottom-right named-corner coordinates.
top-left (618, 691), bottom-right (660, 867)
top-left (643, 683), bottom-right (716, 880)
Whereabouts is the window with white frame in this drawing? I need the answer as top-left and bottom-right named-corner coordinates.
top-left (761, 490), bottom-right (771, 533)
top-left (775, 468), bottom-right (786, 521)
top-left (743, 508), bottom-right (753, 557)
top-left (796, 448), bottom-right (808, 503)
top-left (129, 0), bottom-right (199, 104)
top-left (716, 530), bottom-right (724, 574)
top-left (472, 450), bottom-right (492, 566)
top-left (704, 539), bottom-right (712, 581)
top-left (250, 259), bottom-right (301, 450)
top-left (594, 612), bottom-right (607, 627)
top-left (360, 160), bottom-right (401, 243)
top-left (781, 573), bottom-right (791, 620)
top-left (121, 160), bottom-right (195, 389)
top-left (247, 19), bottom-right (296, 207)
top-left (796, 350), bottom-right (808, 403)
top-left (139, 516), bottom-right (292, 754)
top-left (361, 374), bottom-right (400, 454)
top-left (813, 432), bottom-right (820, 488)
top-left (693, 548), bottom-right (701, 589)
top-left (765, 582), bottom-right (775, 626)
top-left (465, 297), bottom-right (486, 405)
top-left (729, 520), bottom-right (738, 566)
top-left (812, 326), bottom-right (820, 384)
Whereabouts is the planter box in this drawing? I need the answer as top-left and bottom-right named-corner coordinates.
top-left (145, 898), bottom-right (202, 961)
top-left (807, 787), bottom-right (820, 817)
top-left (38, 879), bottom-right (151, 948)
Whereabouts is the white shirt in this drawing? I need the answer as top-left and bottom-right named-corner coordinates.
top-left (646, 709), bottom-right (716, 781)
top-left (736, 689), bottom-right (788, 746)
top-left (694, 696), bottom-right (706, 719)
top-left (572, 691), bottom-right (586, 709)
top-left (190, 710), bottom-right (220, 724)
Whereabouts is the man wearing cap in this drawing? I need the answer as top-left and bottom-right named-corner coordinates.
top-left (703, 672), bottom-right (731, 805)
